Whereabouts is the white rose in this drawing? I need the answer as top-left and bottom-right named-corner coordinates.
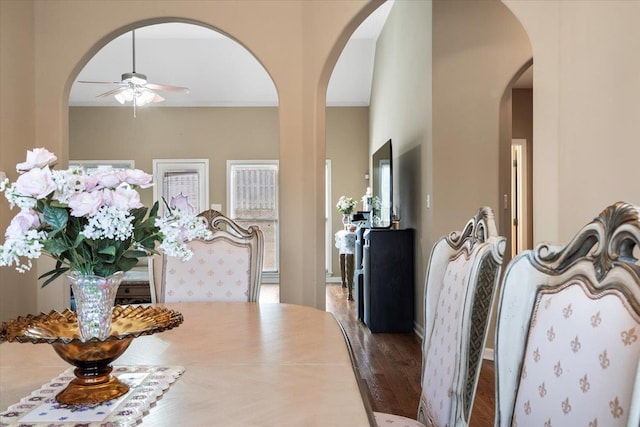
top-left (68, 191), bottom-right (104, 217)
top-left (15, 167), bottom-right (57, 199)
top-left (16, 148), bottom-right (57, 172)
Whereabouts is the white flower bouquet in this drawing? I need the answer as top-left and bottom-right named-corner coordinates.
top-left (0, 148), bottom-right (211, 286)
top-left (336, 196), bottom-right (357, 215)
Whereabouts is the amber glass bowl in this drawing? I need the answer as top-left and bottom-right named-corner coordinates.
top-left (0, 305), bottom-right (183, 404)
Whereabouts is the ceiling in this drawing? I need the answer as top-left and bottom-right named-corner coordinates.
top-left (69, 2), bottom-right (394, 108)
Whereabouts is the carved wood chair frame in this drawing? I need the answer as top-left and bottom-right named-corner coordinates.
top-left (152, 209), bottom-right (264, 302)
top-left (494, 201), bottom-right (640, 427)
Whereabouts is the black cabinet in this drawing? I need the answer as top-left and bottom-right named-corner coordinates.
top-left (354, 226), bottom-right (366, 321)
top-left (362, 228), bottom-right (414, 333)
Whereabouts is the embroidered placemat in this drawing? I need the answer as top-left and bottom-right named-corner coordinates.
top-left (0, 365), bottom-right (184, 427)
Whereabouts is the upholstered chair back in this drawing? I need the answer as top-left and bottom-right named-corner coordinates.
top-left (373, 207), bottom-right (505, 427)
top-left (418, 207), bottom-right (505, 427)
top-left (495, 202), bottom-right (640, 427)
top-left (156, 209), bottom-right (264, 303)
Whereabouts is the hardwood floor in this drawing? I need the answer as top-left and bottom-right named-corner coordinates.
top-left (325, 283), bottom-right (495, 426)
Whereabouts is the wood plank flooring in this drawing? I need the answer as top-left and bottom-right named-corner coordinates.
top-left (325, 283), bottom-right (495, 426)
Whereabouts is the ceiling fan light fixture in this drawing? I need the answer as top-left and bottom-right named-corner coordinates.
top-left (121, 72), bottom-right (147, 85)
top-left (136, 89), bottom-right (157, 106)
top-left (79, 29), bottom-right (189, 117)
top-left (114, 90), bottom-right (132, 104)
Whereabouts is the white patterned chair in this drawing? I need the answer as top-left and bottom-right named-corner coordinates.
top-left (374, 207), bottom-right (505, 427)
top-left (495, 201), bottom-right (640, 427)
top-left (154, 209), bottom-right (264, 303)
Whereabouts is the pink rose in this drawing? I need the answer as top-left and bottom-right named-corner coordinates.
top-left (170, 193), bottom-right (195, 214)
top-left (15, 167), bottom-right (57, 199)
top-left (16, 148), bottom-right (57, 172)
top-left (82, 175), bottom-right (100, 191)
top-left (121, 169), bottom-right (153, 188)
top-left (68, 191), bottom-right (104, 217)
top-left (94, 170), bottom-right (122, 189)
top-left (5, 210), bottom-right (40, 238)
top-left (103, 186), bottom-right (143, 210)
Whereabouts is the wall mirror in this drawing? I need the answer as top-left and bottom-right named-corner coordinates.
top-left (372, 139), bottom-right (392, 228)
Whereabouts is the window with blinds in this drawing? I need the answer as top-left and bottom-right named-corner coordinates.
top-left (228, 161), bottom-right (279, 273)
top-left (163, 171), bottom-right (201, 213)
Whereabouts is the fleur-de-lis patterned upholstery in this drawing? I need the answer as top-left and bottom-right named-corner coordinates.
top-left (374, 207), bottom-right (505, 427)
top-left (154, 209), bottom-right (264, 303)
top-left (495, 202), bottom-right (640, 427)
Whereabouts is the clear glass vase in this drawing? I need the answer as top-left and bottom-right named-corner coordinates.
top-left (67, 271), bottom-right (124, 341)
top-left (342, 213), bottom-right (351, 228)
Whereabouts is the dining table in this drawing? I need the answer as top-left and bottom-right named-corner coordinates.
top-left (0, 302), bottom-right (374, 426)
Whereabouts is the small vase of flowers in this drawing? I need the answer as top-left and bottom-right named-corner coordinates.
top-left (0, 148), bottom-right (211, 340)
top-left (336, 196), bottom-right (358, 228)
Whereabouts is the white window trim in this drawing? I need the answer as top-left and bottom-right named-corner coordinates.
top-left (325, 160), bottom-right (333, 276)
top-left (152, 159), bottom-right (209, 216)
top-left (227, 160), bottom-right (279, 281)
top-left (69, 160), bottom-right (135, 171)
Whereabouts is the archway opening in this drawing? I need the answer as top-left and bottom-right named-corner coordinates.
top-left (66, 21), bottom-right (280, 306)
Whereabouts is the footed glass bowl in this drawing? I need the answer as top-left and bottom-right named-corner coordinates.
top-left (0, 305), bottom-right (183, 405)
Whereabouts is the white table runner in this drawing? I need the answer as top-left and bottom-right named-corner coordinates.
top-left (0, 365), bottom-right (184, 426)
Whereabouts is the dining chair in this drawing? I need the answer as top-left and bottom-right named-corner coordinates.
top-left (494, 201), bottom-right (640, 427)
top-left (155, 209), bottom-right (264, 303)
top-left (374, 207), bottom-right (505, 427)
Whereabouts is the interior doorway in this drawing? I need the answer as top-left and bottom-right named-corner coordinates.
top-left (500, 62), bottom-right (533, 264)
top-left (511, 138), bottom-right (527, 256)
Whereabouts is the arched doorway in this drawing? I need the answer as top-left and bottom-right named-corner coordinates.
top-left (65, 21), bottom-right (281, 307)
top-left (500, 61), bottom-right (534, 266)
top-left (321, 0), bottom-right (533, 334)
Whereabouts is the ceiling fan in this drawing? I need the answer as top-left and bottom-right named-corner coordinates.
top-left (78, 29), bottom-right (189, 116)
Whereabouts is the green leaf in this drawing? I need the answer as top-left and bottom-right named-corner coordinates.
top-left (124, 250), bottom-right (147, 259)
top-left (130, 206), bottom-right (148, 225)
top-left (39, 267), bottom-right (69, 288)
top-left (42, 205), bottom-right (68, 231)
top-left (116, 257), bottom-right (138, 272)
top-left (149, 201), bottom-right (159, 218)
top-left (98, 246), bottom-right (117, 257)
top-left (43, 238), bottom-right (69, 255)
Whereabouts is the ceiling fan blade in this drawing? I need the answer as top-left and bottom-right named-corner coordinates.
top-left (152, 93), bottom-right (165, 103)
top-left (78, 80), bottom-right (124, 85)
top-left (145, 83), bottom-right (190, 93)
top-left (95, 87), bottom-right (128, 98)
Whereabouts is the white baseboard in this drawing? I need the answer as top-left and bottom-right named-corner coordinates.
top-left (483, 348), bottom-right (494, 361)
top-left (414, 323), bottom-right (424, 340)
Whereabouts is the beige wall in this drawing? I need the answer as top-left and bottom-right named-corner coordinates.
top-left (69, 106), bottom-right (369, 282)
top-left (512, 88), bottom-right (534, 248)
top-left (506, 0), bottom-right (640, 244)
top-left (0, 0), bottom-right (38, 319)
top-left (368, 0), bottom-right (531, 335)
top-left (0, 0), bottom-right (381, 318)
top-left (69, 107), bottom-right (281, 210)
top-left (326, 108), bottom-right (370, 276)
top-left (433, 0), bottom-right (531, 243)
top-left (369, 0), bottom-right (432, 335)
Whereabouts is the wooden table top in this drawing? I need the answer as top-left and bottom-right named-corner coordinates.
top-left (0, 302), bottom-right (373, 426)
